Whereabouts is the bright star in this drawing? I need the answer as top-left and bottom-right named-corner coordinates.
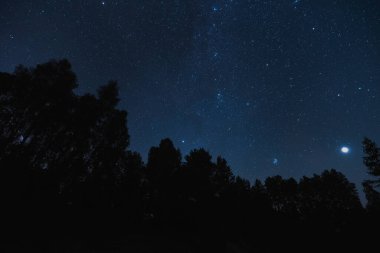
top-left (101, 1), bottom-right (105, 5)
top-left (341, 146), bottom-right (350, 154)
top-left (273, 158), bottom-right (279, 165)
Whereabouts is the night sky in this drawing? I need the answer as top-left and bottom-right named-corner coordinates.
top-left (1, 0), bottom-right (379, 193)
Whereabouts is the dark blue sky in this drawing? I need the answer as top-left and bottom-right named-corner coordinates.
top-left (1, 0), bottom-right (379, 194)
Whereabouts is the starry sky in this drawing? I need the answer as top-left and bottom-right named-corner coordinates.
top-left (1, 0), bottom-right (379, 193)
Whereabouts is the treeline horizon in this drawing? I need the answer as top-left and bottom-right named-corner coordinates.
top-left (1, 59), bottom-right (380, 252)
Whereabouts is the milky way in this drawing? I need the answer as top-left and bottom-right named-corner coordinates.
top-left (1, 0), bottom-right (379, 194)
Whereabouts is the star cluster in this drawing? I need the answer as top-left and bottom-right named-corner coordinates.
top-left (1, 0), bottom-right (379, 193)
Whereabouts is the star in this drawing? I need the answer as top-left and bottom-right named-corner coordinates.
top-left (340, 146), bottom-right (350, 154)
top-left (1, 0), bottom-right (378, 203)
top-left (217, 92), bottom-right (223, 101)
top-left (212, 4), bottom-right (221, 12)
top-left (293, 0), bottom-right (301, 9)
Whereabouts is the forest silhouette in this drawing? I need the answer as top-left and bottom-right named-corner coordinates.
top-left (1, 59), bottom-right (379, 252)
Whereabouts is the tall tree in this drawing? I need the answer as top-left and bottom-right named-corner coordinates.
top-left (213, 156), bottom-right (234, 194)
top-left (0, 60), bottom-right (130, 208)
top-left (145, 138), bottom-right (182, 223)
top-left (147, 138), bottom-right (181, 188)
top-left (182, 148), bottom-right (214, 200)
top-left (363, 138), bottom-right (380, 187)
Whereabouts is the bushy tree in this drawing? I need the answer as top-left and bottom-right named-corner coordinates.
top-left (0, 60), bottom-right (130, 208)
top-left (265, 176), bottom-right (298, 214)
top-left (298, 169), bottom-right (362, 231)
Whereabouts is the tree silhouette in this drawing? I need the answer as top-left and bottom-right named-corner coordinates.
top-left (265, 175), bottom-right (298, 214)
top-left (298, 169), bottom-right (362, 227)
top-left (363, 138), bottom-right (380, 187)
top-left (362, 138), bottom-right (380, 217)
top-left (146, 138), bottom-right (182, 225)
top-left (147, 138), bottom-right (181, 189)
top-left (180, 149), bottom-right (215, 201)
top-left (1, 59), bottom-right (376, 252)
top-left (0, 60), bottom-right (130, 209)
top-left (363, 181), bottom-right (380, 212)
top-left (0, 60), bottom-right (79, 208)
top-left (214, 156), bottom-right (234, 190)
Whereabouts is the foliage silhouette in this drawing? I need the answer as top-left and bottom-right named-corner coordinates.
top-left (363, 137), bottom-right (380, 187)
top-left (0, 60), bottom-right (378, 252)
